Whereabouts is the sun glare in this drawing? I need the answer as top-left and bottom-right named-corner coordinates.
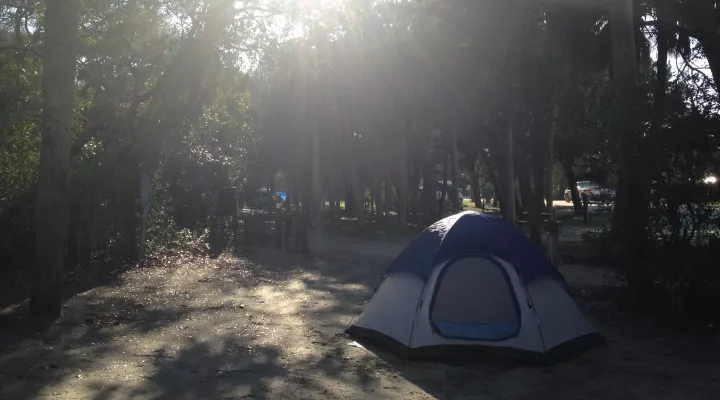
top-left (267, 0), bottom-right (349, 41)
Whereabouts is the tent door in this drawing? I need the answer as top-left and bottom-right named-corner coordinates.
top-left (429, 256), bottom-right (521, 341)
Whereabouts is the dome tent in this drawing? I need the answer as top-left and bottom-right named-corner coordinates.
top-left (347, 212), bottom-right (603, 362)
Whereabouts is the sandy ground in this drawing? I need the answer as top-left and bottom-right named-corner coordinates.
top-left (1, 236), bottom-right (720, 399)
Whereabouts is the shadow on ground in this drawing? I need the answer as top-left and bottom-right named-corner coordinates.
top-left (0, 237), bottom-right (408, 399)
top-left (2, 235), bottom-right (720, 399)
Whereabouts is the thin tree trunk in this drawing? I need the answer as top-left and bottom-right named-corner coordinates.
top-left (397, 125), bottom-right (408, 227)
top-left (344, 182), bottom-right (352, 217)
top-left (518, 169), bottom-right (533, 218)
top-left (30, 0), bottom-right (79, 318)
top-left (384, 174), bottom-right (392, 217)
top-left (398, 172), bottom-right (407, 227)
top-left (374, 176), bottom-right (384, 218)
top-left (421, 157), bottom-right (435, 224)
top-left (328, 176), bottom-right (337, 230)
top-left (352, 170), bottom-right (365, 228)
top-left (450, 115), bottom-right (460, 213)
top-left (471, 163), bottom-right (482, 209)
top-left (533, 166), bottom-right (547, 246)
top-left (312, 125), bottom-right (322, 235)
top-left (546, 106), bottom-right (557, 215)
top-left (268, 174), bottom-right (276, 216)
top-left (480, 149), bottom-right (503, 212)
top-left (501, 127), bottom-right (516, 224)
top-left (411, 161), bottom-right (421, 221)
top-left (560, 158), bottom-right (582, 214)
top-left (515, 181), bottom-right (524, 220)
top-left (527, 179), bottom-right (543, 247)
top-left (440, 152), bottom-right (448, 216)
top-left (528, 116), bottom-right (550, 247)
top-left (521, 166), bottom-right (542, 246)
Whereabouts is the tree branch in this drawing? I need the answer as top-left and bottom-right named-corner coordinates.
top-left (678, 50), bottom-right (714, 86)
top-left (70, 110), bottom-right (116, 160)
top-left (639, 20), bottom-right (698, 40)
top-left (70, 84), bottom-right (159, 161)
top-left (0, 44), bottom-right (42, 57)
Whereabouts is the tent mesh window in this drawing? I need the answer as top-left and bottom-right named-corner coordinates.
top-left (431, 257), bottom-right (520, 341)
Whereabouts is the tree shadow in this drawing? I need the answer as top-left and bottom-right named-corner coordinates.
top-left (0, 236), bottom-right (400, 399)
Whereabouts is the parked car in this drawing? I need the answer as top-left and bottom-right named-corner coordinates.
top-left (564, 181), bottom-right (615, 203)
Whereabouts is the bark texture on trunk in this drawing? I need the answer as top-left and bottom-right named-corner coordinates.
top-left (30, 0), bottom-right (79, 318)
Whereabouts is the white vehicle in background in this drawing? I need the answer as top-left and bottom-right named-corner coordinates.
top-left (564, 181), bottom-right (615, 203)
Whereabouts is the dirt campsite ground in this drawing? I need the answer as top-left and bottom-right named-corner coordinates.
top-left (2, 235), bottom-right (720, 400)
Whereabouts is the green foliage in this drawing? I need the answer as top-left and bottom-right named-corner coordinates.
top-left (1, 0), bottom-right (720, 327)
top-left (146, 195), bottom-right (210, 256)
top-left (0, 26), bottom-right (43, 271)
top-left (581, 225), bottom-right (614, 250)
top-left (0, 0), bottom-right (274, 285)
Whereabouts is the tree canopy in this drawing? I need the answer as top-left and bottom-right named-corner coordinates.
top-left (1, 0), bottom-right (719, 319)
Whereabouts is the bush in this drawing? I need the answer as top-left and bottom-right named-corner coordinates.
top-left (633, 179), bottom-right (720, 326)
top-left (146, 198), bottom-right (210, 256)
top-left (581, 225), bottom-right (614, 249)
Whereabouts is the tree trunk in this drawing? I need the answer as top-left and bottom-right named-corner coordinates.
top-left (527, 116), bottom-right (551, 248)
top-left (514, 181), bottom-right (524, 220)
top-left (268, 174), bottom-right (276, 216)
top-left (450, 115), bottom-right (460, 213)
top-left (501, 127), bottom-right (516, 224)
top-left (518, 169), bottom-right (533, 218)
top-left (546, 106), bottom-right (557, 215)
top-left (609, 0), bottom-right (649, 296)
top-left (560, 158), bottom-right (582, 214)
top-left (480, 149), bottom-right (503, 212)
top-left (397, 126), bottom-right (408, 227)
top-left (328, 176), bottom-right (337, 230)
top-left (30, 0), bottom-right (79, 319)
top-left (411, 162), bottom-right (421, 221)
top-left (352, 174), bottom-right (365, 228)
top-left (374, 177), bottom-right (384, 218)
top-left (439, 152), bottom-right (448, 216)
top-left (525, 174), bottom-right (543, 246)
top-left (384, 174), bottom-right (393, 217)
top-left (421, 157), bottom-right (435, 224)
top-left (700, 39), bottom-right (720, 93)
top-left (344, 182), bottom-right (353, 218)
top-left (471, 163), bottom-right (482, 209)
top-left (398, 172), bottom-right (407, 227)
top-left (311, 125), bottom-right (323, 235)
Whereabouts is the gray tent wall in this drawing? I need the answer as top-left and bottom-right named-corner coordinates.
top-left (348, 255), bottom-right (603, 362)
